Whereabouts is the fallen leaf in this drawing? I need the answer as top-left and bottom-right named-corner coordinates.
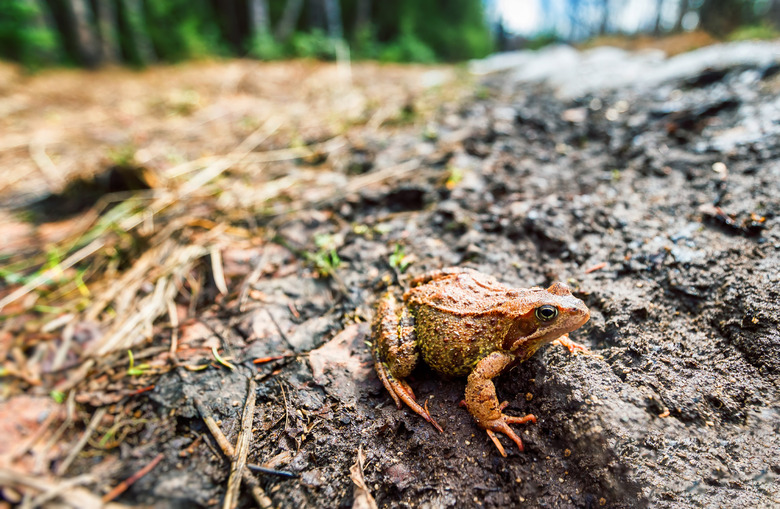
top-left (350, 445), bottom-right (377, 509)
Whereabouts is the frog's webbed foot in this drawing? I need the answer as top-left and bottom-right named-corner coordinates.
top-left (553, 333), bottom-right (601, 357)
top-left (375, 359), bottom-right (443, 432)
top-left (483, 411), bottom-right (537, 457)
top-left (459, 398), bottom-right (536, 456)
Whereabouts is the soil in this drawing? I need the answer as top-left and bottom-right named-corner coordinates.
top-left (1, 42), bottom-right (779, 508)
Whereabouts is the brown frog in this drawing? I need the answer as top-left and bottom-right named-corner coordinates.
top-left (372, 267), bottom-right (591, 456)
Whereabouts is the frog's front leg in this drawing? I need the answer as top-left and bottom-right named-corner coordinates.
top-left (552, 333), bottom-right (598, 356)
top-left (372, 292), bottom-right (443, 432)
top-left (463, 351), bottom-right (537, 457)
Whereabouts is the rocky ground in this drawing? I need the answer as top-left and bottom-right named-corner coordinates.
top-left (1, 41), bottom-right (779, 508)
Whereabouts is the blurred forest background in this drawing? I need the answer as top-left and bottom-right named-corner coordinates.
top-left (0, 0), bottom-right (778, 69)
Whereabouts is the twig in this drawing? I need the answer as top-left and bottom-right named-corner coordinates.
top-left (11, 406), bottom-right (64, 461)
top-left (223, 377), bottom-right (257, 509)
top-left (195, 399), bottom-right (234, 455)
top-left (51, 321), bottom-right (76, 371)
top-left (56, 407), bottom-right (107, 476)
top-left (278, 380), bottom-right (290, 431)
top-left (0, 468), bottom-right (107, 509)
top-left (584, 262), bottom-right (608, 274)
top-left (196, 395), bottom-right (273, 509)
top-left (167, 297), bottom-right (179, 358)
top-left (210, 246), bottom-right (229, 295)
top-left (29, 137), bottom-right (66, 191)
top-left (101, 452), bottom-right (164, 503)
top-left (24, 473), bottom-right (94, 509)
top-left (35, 391), bottom-right (77, 474)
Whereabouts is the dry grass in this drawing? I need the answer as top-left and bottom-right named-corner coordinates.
top-left (0, 59), bottom-right (471, 400)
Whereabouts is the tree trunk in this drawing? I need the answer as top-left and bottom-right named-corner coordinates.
top-left (698, 0), bottom-right (744, 37)
top-left (95, 0), bottom-right (119, 63)
top-left (653, 0), bottom-right (664, 35)
top-left (323, 0), bottom-right (343, 39)
top-left (598, 0), bottom-right (610, 35)
top-left (766, 0), bottom-right (780, 30)
top-left (249, 0), bottom-right (271, 38)
top-left (68, 0), bottom-right (101, 66)
top-left (673, 0), bottom-right (689, 32)
top-left (275, 0), bottom-right (305, 41)
top-left (354, 0), bottom-right (370, 34)
top-left (121, 0), bottom-right (156, 64)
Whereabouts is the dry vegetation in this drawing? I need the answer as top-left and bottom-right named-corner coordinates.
top-left (0, 59), bottom-right (469, 505)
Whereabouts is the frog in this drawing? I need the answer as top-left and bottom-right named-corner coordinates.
top-left (372, 267), bottom-right (591, 456)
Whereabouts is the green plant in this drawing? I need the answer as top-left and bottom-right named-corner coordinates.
top-left (0, 0), bottom-right (56, 68)
top-left (248, 33), bottom-right (285, 60)
top-left (107, 145), bottom-right (137, 167)
top-left (380, 32), bottom-right (437, 63)
top-left (290, 29), bottom-right (339, 60)
top-left (389, 244), bottom-right (412, 273)
top-left (306, 234), bottom-right (341, 277)
top-left (446, 166), bottom-right (464, 190)
top-left (211, 346), bottom-right (236, 370)
top-left (127, 350), bottom-right (151, 376)
top-left (352, 25), bottom-right (381, 59)
top-left (727, 23), bottom-right (780, 41)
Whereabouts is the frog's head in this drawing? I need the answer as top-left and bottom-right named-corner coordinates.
top-left (502, 282), bottom-right (590, 353)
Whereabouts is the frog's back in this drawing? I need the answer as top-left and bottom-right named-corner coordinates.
top-left (413, 305), bottom-right (514, 376)
top-left (405, 270), bottom-right (536, 316)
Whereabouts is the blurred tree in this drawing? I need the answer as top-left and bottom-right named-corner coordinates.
top-left (249, 0), bottom-right (271, 38)
top-left (69, 0), bottom-right (101, 66)
top-left (118, 0), bottom-right (157, 65)
top-left (0, 0), bottom-right (57, 66)
top-left (144, 0), bottom-right (223, 60)
top-left (673, 0), bottom-right (691, 32)
top-left (323, 0), bottom-right (343, 39)
top-left (2, 0), bottom-right (492, 66)
top-left (699, 0), bottom-right (749, 37)
top-left (276, 0), bottom-right (305, 41)
top-left (95, 1), bottom-right (119, 63)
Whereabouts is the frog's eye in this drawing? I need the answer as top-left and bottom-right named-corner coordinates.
top-left (535, 305), bottom-right (558, 322)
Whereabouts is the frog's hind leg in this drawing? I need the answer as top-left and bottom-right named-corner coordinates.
top-left (372, 293), bottom-right (443, 432)
top-left (464, 351), bottom-right (537, 456)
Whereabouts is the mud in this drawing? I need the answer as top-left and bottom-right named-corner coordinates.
top-left (7, 45), bottom-right (779, 508)
top-left (149, 47), bottom-right (779, 508)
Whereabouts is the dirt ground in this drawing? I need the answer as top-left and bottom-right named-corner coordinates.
top-left (1, 44), bottom-right (779, 509)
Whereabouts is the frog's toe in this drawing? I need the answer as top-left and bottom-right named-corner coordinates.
top-left (553, 334), bottom-right (595, 356)
top-left (375, 361), bottom-right (403, 409)
top-left (376, 363), bottom-right (443, 432)
top-left (482, 413), bottom-right (537, 457)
